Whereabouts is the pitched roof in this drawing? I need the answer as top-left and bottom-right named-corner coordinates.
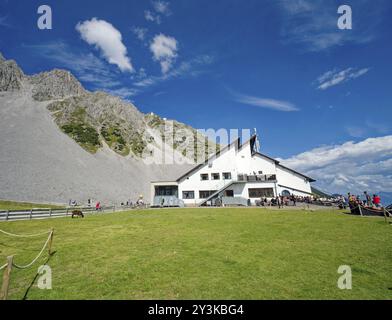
top-left (175, 134), bottom-right (316, 183)
top-left (176, 135), bottom-right (249, 182)
top-left (253, 152), bottom-right (315, 182)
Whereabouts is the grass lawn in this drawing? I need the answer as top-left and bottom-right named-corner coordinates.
top-left (0, 208), bottom-right (391, 300)
top-left (0, 200), bottom-right (64, 211)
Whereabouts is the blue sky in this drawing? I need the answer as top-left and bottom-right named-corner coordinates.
top-left (1, 0), bottom-right (392, 195)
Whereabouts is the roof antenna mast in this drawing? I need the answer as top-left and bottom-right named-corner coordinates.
top-left (254, 128), bottom-right (261, 153)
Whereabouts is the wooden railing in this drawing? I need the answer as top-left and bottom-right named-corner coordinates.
top-left (237, 174), bottom-right (277, 182)
top-left (0, 206), bottom-right (116, 222)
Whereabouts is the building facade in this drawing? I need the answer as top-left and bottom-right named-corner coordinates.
top-left (150, 135), bottom-right (315, 207)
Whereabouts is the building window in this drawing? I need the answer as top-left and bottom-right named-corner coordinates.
top-left (224, 190), bottom-right (234, 197)
top-left (199, 190), bottom-right (218, 199)
top-left (248, 188), bottom-right (274, 198)
top-left (211, 173), bottom-right (220, 180)
top-left (200, 174), bottom-right (209, 181)
top-left (223, 172), bottom-right (232, 180)
top-left (182, 191), bottom-right (195, 199)
top-left (155, 186), bottom-right (178, 197)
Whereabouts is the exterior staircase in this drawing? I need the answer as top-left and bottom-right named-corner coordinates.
top-left (198, 180), bottom-right (245, 207)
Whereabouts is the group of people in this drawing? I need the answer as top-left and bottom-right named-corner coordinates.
top-left (348, 192), bottom-right (382, 208)
top-left (69, 199), bottom-right (102, 211)
top-left (258, 195), bottom-right (315, 208)
top-left (120, 195), bottom-right (145, 208)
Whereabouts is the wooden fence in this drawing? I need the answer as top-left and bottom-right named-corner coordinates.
top-left (0, 206), bottom-right (116, 222)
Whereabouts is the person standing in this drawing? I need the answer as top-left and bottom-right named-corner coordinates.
top-left (276, 196), bottom-right (281, 209)
top-left (373, 194), bottom-right (381, 208)
top-left (161, 197), bottom-right (165, 208)
top-left (364, 192), bottom-right (372, 207)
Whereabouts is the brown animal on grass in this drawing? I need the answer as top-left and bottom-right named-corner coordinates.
top-left (72, 210), bottom-right (84, 218)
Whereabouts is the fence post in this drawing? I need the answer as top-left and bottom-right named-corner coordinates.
top-left (49, 209), bottom-right (52, 217)
top-left (30, 209), bottom-right (33, 220)
top-left (113, 206), bottom-right (115, 213)
top-left (5, 210), bottom-right (9, 221)
top-left (66, 208), bottom-right (69, 217)
top-left (48, 229), bottom-right (54, 255)
top-left (0, 256), bottom-right (14, 300)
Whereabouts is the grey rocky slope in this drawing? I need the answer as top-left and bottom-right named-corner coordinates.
top-left (0, 54), bottom-right (25, 91)
top-left (0, 53), bottom-right (210, 205)
top-left (29, 69), bottom-right (86, 101)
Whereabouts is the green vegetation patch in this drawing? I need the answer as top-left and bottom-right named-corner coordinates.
top-left (101, 124), bottom-right (129, 156)
top-left (61, 122), bottom-right (101, 154)
top-left (130, 132), bottom-right (147, 157)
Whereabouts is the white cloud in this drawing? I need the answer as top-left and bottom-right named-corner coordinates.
top-left (234, 94), bottom-right (299, 112)
top-left (152, 1), bottom-right (171, 16)
top-left (25, 41), bottom-right (122, 89)
top-left (345, 121), bottom-right (390, 138)
top-left (150, 34), bottom-right (178, 73)
top-left (133, 54), bottom-right (213, 89)
top-left (145, 1), bottom-right (171, 24)
top-left (278, 0), bottom-right (381, 51)
top-left (132, 26), bottom-right (148, 41)
top-left (278, 136), bottom-right (392, 194)
top-left (317, 67), bottom-right (370, 90)
top-left (345, 126), bottom-right (366, 138)
top-left (144, 10), bottom-right (162, 24)
top-left (76, 18), bottom-right (134, 72)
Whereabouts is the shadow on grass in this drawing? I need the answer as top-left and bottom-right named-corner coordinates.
top-left (22, 251), bottom-right (57, 300)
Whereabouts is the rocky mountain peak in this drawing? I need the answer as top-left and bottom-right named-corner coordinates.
top-left (29, 68), bottom-right (86, 101)
top-left (0, 53), bottom-right (25, 91)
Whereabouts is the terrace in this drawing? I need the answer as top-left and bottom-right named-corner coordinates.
top-left (237, 174), bottom-right (277, 182)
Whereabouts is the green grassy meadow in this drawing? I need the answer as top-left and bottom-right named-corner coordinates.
top-left (0, 208), bottom-right (391, 300)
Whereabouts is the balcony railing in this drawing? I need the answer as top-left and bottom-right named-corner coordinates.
top-left (237, 174), bottom-right (277, 182)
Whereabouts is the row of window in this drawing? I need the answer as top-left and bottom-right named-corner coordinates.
top-left (200, 172), bottom-right (232, 181)
top-left (182, 190), bottom-right (217, 199)
top-left (182, 188), bottom-right (274, 200)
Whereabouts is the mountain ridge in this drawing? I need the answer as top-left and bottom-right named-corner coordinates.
top-left (0, 52), bottom-right (215, 159)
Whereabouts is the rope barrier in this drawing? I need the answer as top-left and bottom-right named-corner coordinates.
top-left (1, 228), bottom-right (54, 300)
top-left (11, 231), bottom-right (53, 270)
top-left (0, 229), bottom-right (51, 238)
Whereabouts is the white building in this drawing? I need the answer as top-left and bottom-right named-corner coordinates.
top-left (150, 135), bottom-right (315, 207)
